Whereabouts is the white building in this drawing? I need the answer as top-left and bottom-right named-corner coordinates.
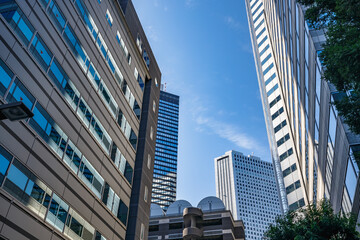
top-left (215, 150), bottom-right (282, 240)
top-left (245, 0), bottom-right (360, 218)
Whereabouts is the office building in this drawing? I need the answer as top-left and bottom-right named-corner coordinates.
top-left (0, 0), bottom-right (160, 240)
top-left (152, 90), bottom-right (179, 211)
top-left (215, 150), bottom-right (281, 240)
top-left (245, 0), bottom-right (360, 218)
top-left (148, 196), bottom-right (245, 240)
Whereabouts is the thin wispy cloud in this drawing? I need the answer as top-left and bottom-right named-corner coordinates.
top-left (196, 116), bottom-right (260, 151)
top-left (146, 25), bottom-right (159, 42)
top-left (224, 16), bottom-right (243, 30)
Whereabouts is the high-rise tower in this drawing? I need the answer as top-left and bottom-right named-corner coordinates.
top-left (245, 0), bottom-right (360, 217)
top-left (151, 90), bottom-right (179, 211)
top-left (0, 0), bottom-right (161, 240)
top-left (215, 150), bottom-right (282, 240)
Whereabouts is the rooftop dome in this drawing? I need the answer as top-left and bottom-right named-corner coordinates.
top-left (166, 200), bottom-right (192, 216)
top-left (197, 196), bottom-right (225, 212)
top-left (150, 203), bottom-right (165, 217)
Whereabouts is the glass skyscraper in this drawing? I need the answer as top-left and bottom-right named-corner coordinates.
top-left (215, 150), bottom-right (282, 240)
top-left (245, 0), bottom-right (360, 219)
top-left (152, 90), bottom-right (179, 211)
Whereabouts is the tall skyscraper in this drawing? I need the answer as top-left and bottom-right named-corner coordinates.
top-left (151, 90), bottom-right (179, 211)
top-left (245, 0), bottom-right (360, 218)
top-left (0, 0), bottom-right (160, 240)
top-left (215, 150), bottom-right (282, 240)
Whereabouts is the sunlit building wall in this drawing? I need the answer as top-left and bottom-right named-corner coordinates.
top-left (245, 0), bottom-right (360, 217)
top-left (215, 150), bottom-right (282, 240)
top-left (0, 0), bottom-right (161, 240)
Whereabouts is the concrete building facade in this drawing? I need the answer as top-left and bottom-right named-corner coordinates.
top-left (245, 0), bottom-right (360, 218)
top-left (152, 90), bottom-right (179, 211)
top-left (215, 150), bottom-right (281, 240)
top-left (148, 197), bottom-right (245, 240)
top-left (0, 0), bottom-right (160, 240)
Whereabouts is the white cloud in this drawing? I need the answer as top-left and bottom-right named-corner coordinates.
top-left (146, 25), bottom-right (159, 42)
top-left (224, 16), bottom-right (242, 30)
top-left (195, 116), bottom-right (260, 151)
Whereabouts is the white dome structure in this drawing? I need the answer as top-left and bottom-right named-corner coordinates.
top-left (197, 196), bottom-right (225, 212)
top-left (166, 200), bottom-right (192, 216)
top-left (150, 203), bottom-right (165, 217)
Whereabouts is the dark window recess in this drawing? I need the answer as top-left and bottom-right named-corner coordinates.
top-left (149, 225), bottom-right (159, 232)
top-left (197, 219), bottom-right (222, 228)
top-left (117, 199), bottom-right (129, 226)
top-left (169, 222), bottom-right (183, 230)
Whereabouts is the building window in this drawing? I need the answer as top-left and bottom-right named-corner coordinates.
top-left (155, 78), bottom-right (158, 87)
top-left (105, 9), bottom-right (113, 26)
top-left (150, 126), bottom-right (153, 140)
top-left (147, 154), bottom-right (151, 169)
top-left (153, 100), bottom-right (156, 112)
top-left (136, 34), bottom-right (142, 52)
top-left (144, 186), bottom-right (148, 202)
top-left (140, 223), bottom-right (145, 240)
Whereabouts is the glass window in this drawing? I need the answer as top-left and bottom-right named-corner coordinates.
top-left (256, 27), bottom-right (266, 39)
top-left (261, 53), bottom-right (272, 65)
top-left (46, 193), bottom-right (69, 231)
top-left (30, 34), bottom-right (53, 71)
top-left (263, 63), bottom-right (274, 76)
top-left (0, 145), bottom-right (12, 184)
top-left (124, 162), bottom-right (133, 185)
top-left (265, 73), bottom-right (276, 86)
top-left (105, 9), bottom-right (113, 26)
top-left (345, 158), bottom-right (357, 204)
top-left (6, 78), bottom-right (35, 110)
top-left (315, 65), bottom-right (321, 99)
top-left (48, 1), bottom-right (66, 31)
top-left (48, 58), bottom-right (69, 91)
top-left (130, 130), bottom-right (137, 150)
top-left (0, 5), bottom-right (35, 46)
top-left (78, 156), bottom-right (104, 198)
top-left (328, 108), bottom-right (337, 144)
top-left (0, 58), bottom-right (14, 96)
top-left (117, 200), bottom-right (128, 226)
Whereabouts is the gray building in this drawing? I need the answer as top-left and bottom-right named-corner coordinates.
top-left (0, 0), bottom-right (160, 240)
top-left (215, 150), bottom-right (281, 240)
top-left (148, 197), bottom-right (245, 240)
top-left (245, 0), bottom-right (360, 218)
top-left (152, 90), bottom-right (179, 211)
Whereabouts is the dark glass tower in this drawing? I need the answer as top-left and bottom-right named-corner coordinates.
top-left (152, 90), bottom-right (179, 211)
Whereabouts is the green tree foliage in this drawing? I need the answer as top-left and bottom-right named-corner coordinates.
top-left (264, 200), bottom-right (360, 240)
top-left (297, 0), bottom-right (360, 136)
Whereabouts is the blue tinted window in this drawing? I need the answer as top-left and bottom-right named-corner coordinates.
top-left (261, 53), bottom-right (272, 65)
top-left (0, 58), bottom-right (14, 96)
top-left (6, 78), bottom-right (35, 110)
top-left (30, 34), bottom-right (53, 70)
top-left (48, 1), bottom-right (66, 30)
top-left (253, 10), bottom-right (263, 24)
top-left (267, 83), bottom-right (278, 97)
top-left (0, 3), bottom-right (35, 46)
top-left (263, 63), bottom-right (274, 76)
top-left (49, 58), bottom-right (68, 90)
top-left (256, 27), bottom-right (266, 39)
top-left (7, 163), bottom-right (28, 190)
top-left (0, 146), bottom-right (12, 184)
top-left (265, 73), bottom-right (276, 86)
top-left (64, 25), bottom-right (76, 47)
top-left (254, 19), bottom-right (264, 32)
top-left (258, 35), bottom-right (268, 48)
top-left (259, 44), bottom-right (269, 56)
top-left (252, 2), bottom-right (263, 16)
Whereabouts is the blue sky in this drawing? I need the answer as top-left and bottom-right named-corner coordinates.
top-left (133, 0), bottom-right (271, 206)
